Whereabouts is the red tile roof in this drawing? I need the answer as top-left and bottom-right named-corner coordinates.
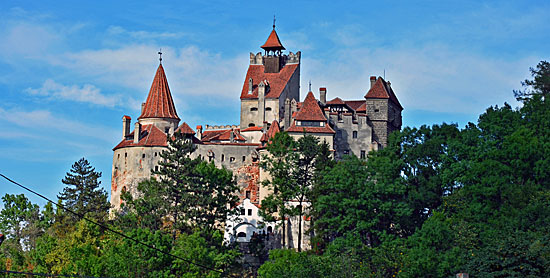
top-left (344, 100), bottom-right (366, 111)
top-left (326, 97), bottom-right (345, 105)
top-left (260, 120), bottom-right (280, 142)
top-left (261, 29), bottom-right (285, 51)
top-left (122, 115), bottom-right (131, 120)
top-left (175, 122), bottom-right (195, 135)
top-left (113, 125), bottom-right (168, 150)
top-left (287, 124), bottom-right (335, 134)
top-left (364, 77), bottom-right (403, 110)
top-left (138, 64), bottom-right (180, 120)
top-left (201, 129), bottom-right (246, 142)
top-left (240, 64), bottom-right (299, 99)
top-left (241, 126), bottom-right (263, 132)
top-left (356, 102), bottom-right (367, 112)
top-left (294, 92), bottom-right (327, 121)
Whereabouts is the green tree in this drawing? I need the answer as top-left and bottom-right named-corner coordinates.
top-left (58, 158), bottom-right (110, 223)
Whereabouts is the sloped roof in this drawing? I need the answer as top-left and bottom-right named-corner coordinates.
top-left (201, 129), bottom-right (246, 142)
top-left (240, 64), bottom-right (299, 99)
top-left (261, 29), bottom-right (285, 51)
top-left (287, 124), bottom-right (335, 134)
top-left (344, 100), bottom-right (366, 111)
top-left (175, 122), bottom-right (195, 135)
top-left (294, 92), bottom-right (327, 121)
top-left (241, 126), bottom-right (263, 132)
top-left (356, 102), bottom-right (367, 112)
top-left (261, 120), bottom-right (280, 142)
top-left (364, 77), bottom-right (403, 110)
top-left (113, 125), bottom-right (168, 150)
top-left (326, 97), bottom-right (345, 105)
top-left (138, 64), bottom-right (180, 120)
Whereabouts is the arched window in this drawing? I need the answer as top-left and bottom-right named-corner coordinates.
top-left (267, 226), bottom-right (273, 233)
top-left (237, 232), bottom-right (246, 238)
top-left (248, 123), bottom-right (255, 127)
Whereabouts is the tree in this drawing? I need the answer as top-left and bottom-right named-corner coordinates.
top-left (58, 158), bottom-right (110, 223)
top-left (122, 131), bottom-right (239, 237)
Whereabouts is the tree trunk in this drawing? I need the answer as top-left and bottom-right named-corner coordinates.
top-left (298, 206), bottom-right (302, 252)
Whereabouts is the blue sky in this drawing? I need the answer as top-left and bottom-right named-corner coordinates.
top-left (1, 0), bottom-right (549, 206)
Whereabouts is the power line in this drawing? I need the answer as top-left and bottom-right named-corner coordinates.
top-left (0, 269), bottom-right (108, 278)
top-left (0, 173), bottom-right (230, 277)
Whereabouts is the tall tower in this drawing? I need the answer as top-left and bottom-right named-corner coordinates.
top-left (364, 76), bottom-right (403, 147)
top-left (110, 58), bottom-right (181, 210)
top-left (239, 25), bottom-right (301, 129)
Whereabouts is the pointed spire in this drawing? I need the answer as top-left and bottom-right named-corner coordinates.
top-left (261, 23), bottom-right (285, 52)
top-left (294, 92), bottom-right (326, 121)
top-left (138, 63), bottom-right (180, 120)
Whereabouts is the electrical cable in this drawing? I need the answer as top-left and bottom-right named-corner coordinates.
top-left (0, 173), bottom-right (231, 277)
top-left (0, 269), bottom-right (108, 278)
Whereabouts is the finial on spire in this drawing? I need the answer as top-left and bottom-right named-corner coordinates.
top-left (309, 80), bottom-right (312, 92)
top-left (273, 15), bottom-right (276, 29)
top-left (158, 49), bottom-right (163, 64)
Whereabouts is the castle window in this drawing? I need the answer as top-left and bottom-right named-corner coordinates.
top-left (248, 209), bottom-right (252, 216)
top-left (237, 232), bottom-right (246, 238)
top-left (242, 156), bottom-right (246, 162)
top-left (221, 154), bottom-right (225, 162)
top-left (248, 123), bottom-right (255, 127)
top-left (230, 157), bottom-right (235, 163)
top-left (125, 152), bottom-right (127, 158)
top-left (374, 108), bottom-right (380, 113)
top-left (209, 156), bottom-right (213, 162)
top-left (353, 131), bottom-right (358, 138)
top-left (250, 107), bottom-right (258, 112)
top-left (240, 208), bottom-right (245, 215)
top-left (246, 190), bottom-right (251, 199)
top-left (360, 150), bottom-right (366, 159)
top-left (154, 152), bottom-right (157, 157)
top-left (118, 154), bottom-right (120, 159)
top-left (155, 166), bottom-right (159, 172)
top-left (266, 107), bottom-right (272, 111)
top-left (142, 153), bottom-right (145, 158)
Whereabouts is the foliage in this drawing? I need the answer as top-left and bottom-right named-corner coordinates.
top-left (58, 157), bottom-right (110, 224)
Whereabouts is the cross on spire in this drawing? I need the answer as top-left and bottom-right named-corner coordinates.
top-left (158, 49), bottom-right (162, 64)
top-left (273, 15), bottom-right (276, 29)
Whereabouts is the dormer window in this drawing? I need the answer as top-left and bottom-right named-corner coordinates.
top-left (297, 121), bottom-right (322, 127)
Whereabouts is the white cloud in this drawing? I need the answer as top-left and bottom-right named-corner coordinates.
top-left (107, 25), bottom-right (186, 40)
top-left (0, 107), bottom-right (117, 142)
top-left (25, 79), bottom-right (120, 107)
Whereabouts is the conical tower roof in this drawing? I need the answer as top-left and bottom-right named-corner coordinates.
top-left (138, 64), bottom-right (180, 120)
top-left (261, 29), bottom-right (285, 51)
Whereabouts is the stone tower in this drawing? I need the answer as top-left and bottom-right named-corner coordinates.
top-left (364, 76), bottom-right (403, 147)
top-left (239, 25), bottom-right (301, 129)
top-left (110, 61), bottom-right (182, 210)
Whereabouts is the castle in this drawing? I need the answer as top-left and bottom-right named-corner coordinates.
top-left (110, 25), bottom-right (402, 250)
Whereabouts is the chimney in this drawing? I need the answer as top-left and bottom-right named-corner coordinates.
top-left (258, 81), bottom-right (266, 123)
top-left (141, 102), bottom-right (146, 114)
top-left (122, 115), bottom-right (131, 140)
top-left (319, 87), bottom-right (327, 104)
top-left (284, 98), bottom-right (291, 130)
top-left (370, 76), bottom-right (377, 88)
top-left (248, 78), bottom-right (253, 94)
top-left (196, 125), bottom-right (203, 140)
top-left (230, 129), bottom-right (235, 143)
top-left (133, 122), bottom-right (141, 144)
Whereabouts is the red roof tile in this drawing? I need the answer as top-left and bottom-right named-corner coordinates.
top-left (201, 129), bottom-right (246, 142)
top-left (113, 125), bottom-right (168, 150)
top-left (261, 29), bottom-right (285, 51)
top-left (138, 64), bottom-right (180, 120)
top-left (261, 120), bottom-right (280, 142)
top-left (364, 77), bottom-right (403, 110)
top-left (344, 100), bottom-right (366, 111)
top-left (241, 126), bottom-right (263, 132)
top-left (240, 64), bottom-right (298, 99)
top-left (356, 102), bottom-right (367, 112)
top-left (175, 122), bottom-right (195, 135)
top-left (294, 92), bottom-right (327, 121)
top-left (287, 124), bottom-right (335, 134)
top-left (326, 97), bottom-right (345, 105)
